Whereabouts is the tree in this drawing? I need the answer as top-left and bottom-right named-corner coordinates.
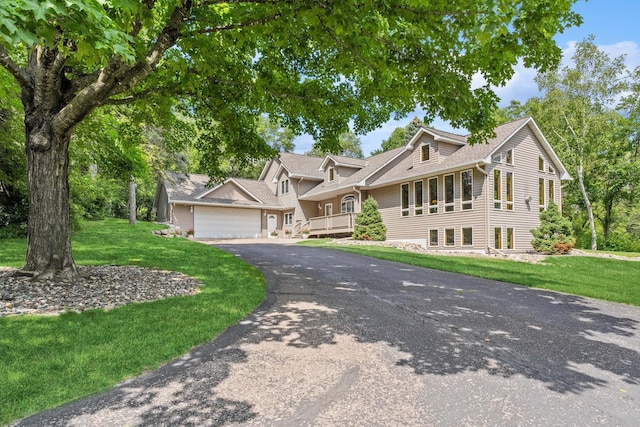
top-left (306, 132), bottom-right (364, 159)
top-left (353, 196), bottom-right (386, 241)
top-left (372, 117), bottom-right (425, 155)
top-left (531, 37), bottom-right (638, 250)
top-left (0, 1), bottom-right (581, 279)
top-left (531, 202), bottom-right (575, 254)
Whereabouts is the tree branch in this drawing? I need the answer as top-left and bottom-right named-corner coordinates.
top-left (0, 44), bottom-right (31, 89)
top-left (102, 90), bottom-right (154, 105)
top-left (186, 12), bottom-right (282, 35)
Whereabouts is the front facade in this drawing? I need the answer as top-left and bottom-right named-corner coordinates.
top-left (154, 117), bottom-right (570, 252)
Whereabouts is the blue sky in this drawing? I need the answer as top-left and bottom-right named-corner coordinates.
top-left (294, 0), bottom-right (640, 156)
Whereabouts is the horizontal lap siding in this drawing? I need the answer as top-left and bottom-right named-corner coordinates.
top-left (369, 168), bottom-right (487, 249)
top-left (488, 125), bottom-right (565, 251)
top-left (172, 204), bottom-right (193, 233)
top-left (204, 183), bottom-right (252, 201)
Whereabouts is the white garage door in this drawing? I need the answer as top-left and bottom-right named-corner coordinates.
top-left (194, 206), bottom-right (261, 239)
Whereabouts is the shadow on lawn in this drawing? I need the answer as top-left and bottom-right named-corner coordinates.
top-left (14, 244), bottom-right (640, 426)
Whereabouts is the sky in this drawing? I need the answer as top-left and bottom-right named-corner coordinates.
top-left (293, 0), bottom-right (640, 156)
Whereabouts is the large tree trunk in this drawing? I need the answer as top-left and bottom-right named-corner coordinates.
top-left (23, 123), bottom-right (79, 281)
top-left (576, 161), bottom-right (598, 250)
top-left (129, 177), bottom-right (137, 225)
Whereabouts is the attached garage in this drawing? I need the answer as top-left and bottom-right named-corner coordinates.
top-left (193, 206), bottom-right (261, 239)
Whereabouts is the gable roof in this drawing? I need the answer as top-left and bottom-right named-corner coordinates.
top-left (162, 172), bottom-right (211, 202)
top-left (319, 154), bottom-right (368, 170)
top-left (274, 152), bottom-right (326, 181)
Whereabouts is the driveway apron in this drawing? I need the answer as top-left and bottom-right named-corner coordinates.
top-left (14, 243), bottom-right (640, 426)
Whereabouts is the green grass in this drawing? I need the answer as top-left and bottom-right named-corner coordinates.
top-left (0, 219), bottom-right (266, 425)
top-left (300, 240), bottom-right (640, 306)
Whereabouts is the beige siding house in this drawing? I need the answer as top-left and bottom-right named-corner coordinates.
top-left (154, 117), bottom-right (570, 252)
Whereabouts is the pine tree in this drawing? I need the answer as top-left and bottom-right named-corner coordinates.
top-left (353, 196), bottom-right (387, 241)
top-left (531, 202), bottom-right (575, 254)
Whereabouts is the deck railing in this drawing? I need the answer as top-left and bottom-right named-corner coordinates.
top-left (307, 212), bottom-right (355, 234)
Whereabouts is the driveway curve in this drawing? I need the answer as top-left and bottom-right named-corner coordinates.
top-left (14, 243), bottom-right (640, 426)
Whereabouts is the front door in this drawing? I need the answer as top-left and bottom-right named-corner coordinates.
top-left (267, 214), bottom-right (277, 235)
top-left (324, 203), bottom-right (333, 216)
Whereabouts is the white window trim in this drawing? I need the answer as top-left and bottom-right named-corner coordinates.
top-left (495, 227), bottom-right (503, 250)
top-left (548, 179), bottom-right (555, 205)
top-left (539, 156), bottom-right (545, 172)
top-left (284, 212), bottom-right (294, 226)
top-left (462, 227), bottom-right (473, 246)
top-left (420, 143), bottom-right (431, 162)
top-left (494, 169), bottom-right (502, 210)
top-left (429, 229), bottom-right (439, 247)
top-left (493, 152), bottom-right (502, 164)
top-left (444, 174), bottom-right (455, 213)
top-left (507, 227), bottom-right (515, 250)
top-left (445, 228), bottom-right (455, 246)
top-left (460, 169), bottom-right (473, 211)
top-left (428, 177), bottom-right (438, 214)
top-left (328, 166), bottom-right (335, 182)
top-left (401, 182), bottom-right (410, 217)
top-left (281, 178), bottom-right (289, 195)
top-left (414, 180), bottom-right (424, 215)
top-left (341, 194), bottom-right (355, 214)
top-left (505, 148), bottom-right (514, 165)
top-left (506, 171), bottom-right (514, 211)
top-left (539, 177), bottom-right (546, 211)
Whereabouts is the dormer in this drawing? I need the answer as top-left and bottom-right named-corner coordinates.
top-left (319, 154), bottom-right (367, 183)
top-left (407, 127), bottom-right (467, 166)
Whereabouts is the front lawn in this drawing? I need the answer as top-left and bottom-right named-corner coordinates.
top-left (300, 240), bottom-right (640, 306)
top-left (0, 219), bottom-right (266, 425)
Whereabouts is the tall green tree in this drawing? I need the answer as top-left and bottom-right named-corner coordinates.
top-left (0, 0), bottom-right (580, 279)
top-left (306, 132), bottom-right (364, 159)
top-left (372, 116), bottom-right (425, 155)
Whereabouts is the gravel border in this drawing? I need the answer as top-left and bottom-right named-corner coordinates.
top-left (0, 265), bottom-right (202, 317)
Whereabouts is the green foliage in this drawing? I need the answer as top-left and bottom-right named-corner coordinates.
top-left (372, 117), bottom-right (425, 155)
top-left (306, 132), bottom-right (364, 159)
top-left (353, 196), bottom-right (386, 241)
top-left (0, 220), bottom-right (266, 424)
top-left (531, 203), bottom-right (575, 254)
top-left (299, 241), bottom-right (640, 306)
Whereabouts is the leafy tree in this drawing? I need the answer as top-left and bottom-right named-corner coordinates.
top-left (0, 1), bottom-right (581, 279)
top-left (372, 117), bottom-right (425, 155)
top-left (353, 196), bottom-right (386, 241)
top-left (530, 37), bottom-right (638, 250)
top-left (306, 132), bottom-right (364, 159)
top-left (531, 202), bottom-right (575, 254)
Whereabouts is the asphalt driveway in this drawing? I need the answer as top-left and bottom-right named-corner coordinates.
top-left (14, 243), bottom-right (640, 426)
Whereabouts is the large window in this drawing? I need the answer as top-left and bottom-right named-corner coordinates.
top-left (462, 227), bottom-right (473, 246)
top-left (493, 169), bottom-right (502, 209)
top-left (461, 170), bottom-right (473, 210)
top-left (507, 228), bottom-right (514, 249)
top-left (341, 195), bottom-right (355, 213)
top-left (428, 177), bottom-right (438, 214)
top-left (548, 180), bottom-right (555, 205)
top-left (506, 172), bottom-right (514, 211)
top-left (421, 144), bottom-right (430, 162)
top-left (281, 179), bottom-right (289, 195)
top-left (401, 183), bottom-right (409, 217)
top-left (414, 180), bottom-right (423, 215)
top-left (445, 228), bottom-right (455, 246)
top-left (429, 229), bottom-right (439, 247)
top-left (444, 174), bottom-right (454, 212)
top-left (495, 227), bottom-right (503, 249)
top-left (539, 178), bottom-right (545, 211)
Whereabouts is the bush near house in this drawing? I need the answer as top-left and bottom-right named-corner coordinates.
top-left (531, 202), bottom-right (575, 254)
top-left (353, 196), bottom-right (386, 241)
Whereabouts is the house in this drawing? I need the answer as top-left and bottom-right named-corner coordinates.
top-left (154, 116), bottom-right (570, 252)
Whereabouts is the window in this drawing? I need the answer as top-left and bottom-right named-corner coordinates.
top-left (548, 165), bottom-right (555, 174)
top-left (328, 167), bottom-right (335, 182)
top-left (461, 170), bottom-right (473, 210)
top-left (505, 148), bottom-right (514, 165)
top-left (495, 227), bottom-right (503, 249)
top-left (445, 228), bottom-right (455, 246)
top-left (401, 183), bottom-right (409, 217)
top-left (444, 174), bottom-right (454, 212)
top-left (506, 172), bottom-right (514, 211)
top-left (539, 156), bottom-right (545, 171)
top-left (429, 229), bottom-right (439, 247)
top-left (428, 177), bottom-right (438, 214)
top-left (507, 228), bottom-right (514, 249)
top-left (492, 153), bottom-right (502, 163)
top-left (341, 195), bottom-right (355, 213)
top-left (548, 180), bottom-right (555, 205)
top-left (539, 178), bottom-right (545, 211)
top-left (421, 144), bottom-right (430, 162)
top-left (493, 169), bottom-right (502, 209)
top-left (284, 212), bottom-right (293, 225)
top-left (462, 227), bottom-right (473, 246)
top-left (281, 179), bottom-right (289, 194)
top-left (414, 181), bottom-right (423, 215)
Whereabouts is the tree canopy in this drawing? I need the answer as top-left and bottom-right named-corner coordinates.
top-left (0, 0), bottom-right (581, 279)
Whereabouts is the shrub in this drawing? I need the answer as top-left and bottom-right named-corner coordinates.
top-left (531, 202), bottom-right (575, 254)
top-left (353, 196), bottom-right (386, 241)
